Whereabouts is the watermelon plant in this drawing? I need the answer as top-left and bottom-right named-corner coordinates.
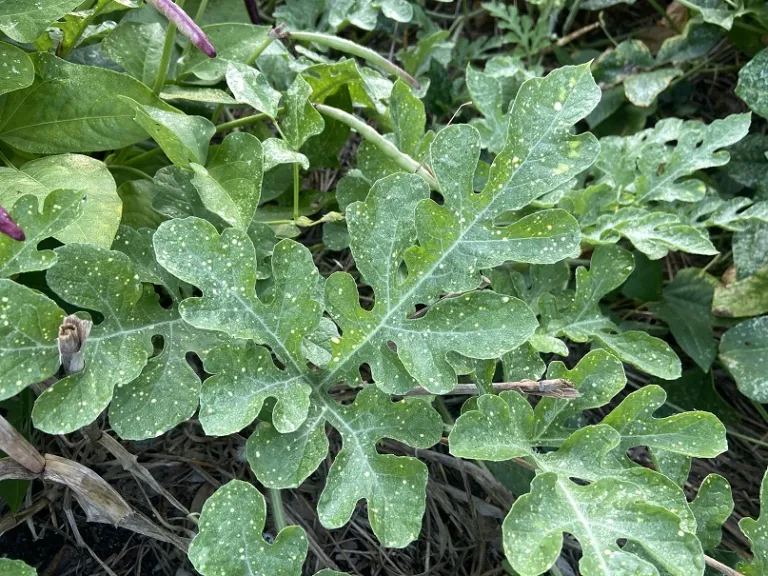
top-left (1, 0), bottom-right (768, 575)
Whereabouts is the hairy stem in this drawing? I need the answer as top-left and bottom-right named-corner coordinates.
top-left (314, 104), bottom-right (439, 190)
top-left (288, 31), bottom-right (420, 88)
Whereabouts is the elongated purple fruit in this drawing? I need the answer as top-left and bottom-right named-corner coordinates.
top-left (0, 205), bottom-right (24, 241)
top-left (146, 0), bottom-right (216, 57)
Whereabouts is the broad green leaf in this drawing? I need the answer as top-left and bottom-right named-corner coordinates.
top-left (657, 368), bottom-right (741, 426)
top-left (179, 23), bottom-right (273, 82)
top-left (719, 315), bottom-right (768, 401)
top-left (398, 30), bottom-right (451, 77)
top-left (0, 0), bottom-right (82, 43)
top-left (123, 99), bottom-right (215, 167)
top-left (540, 245), bottom-right (681, 379)
top-left (101, 21), bottom-right (167, 86)
top-left (301, 59), bottom-right (382, 108)
top-left (623, 68), bottom-right (682, 107)
top-left (0, 558), bottom-right (37, 576)
top-left (723, 134), bottom-right (768, 197)
top-left (191, 132), bottom-right (263, 230)
top-left (649, 269), bottom-right (719, 371)
top-left (491, 261), bottom-right (570, 313)
top-left (679, 0), bottom-right (766, 30)
top-left (0, 190), bottom-right (85, 278)
top-left (160, 86), bottom-right (238, 105)
top-left (280, 75), bottom-right (325, 151)
top-left (0, 54), bottom-right (175, 153)
top-left (502, 342), bottom-right (545, 381)
top-left (226, 61), bottom-right (281, 118)
top-left (690, 474), bottom-right (733, 550)
top-left (503, 473), bottom-right (703, 576)
top-left (713, 264), bottom-right (768, 318)
top-left (0, 42), bottom-right (34, 96)
top-left (316, 386), bottom-right (441, 548)
top-left (188, 480), bottom-right (308, 576)
top-left (0, 154), bottom-right (121, 248)
top-left (0, 280), bottom-right (63, 401)
top-left (30, 244), bottom-right (209, 435)
top-left (739, 468), bottom-right (768, 576)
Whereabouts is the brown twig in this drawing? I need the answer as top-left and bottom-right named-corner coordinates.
top-left (406, 378), bottom-right (579, 399)
top-left (705, 555), bottom-right (746, 576)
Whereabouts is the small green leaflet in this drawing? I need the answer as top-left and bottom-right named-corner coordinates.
top-left (191, 132), bottom-right (264, 230)
top-left (739, 467), bottom-right (768, 576)
top-left (0, 54), bottom-right (176, 153)
top-left (123, 99), bottom-right (215, 167)
top-left (279, 75), bottom-right (326, 151)
top-left (188, 480), bottom-right (308, 576)
top-left (690, 474), bottom-right (733, 550)
top-left (624, 68), bottom-right (682, 107)
top-left (0, 280), bottom-right (63, 401)
top-left (540, 245), bottom-right (681, 379)
top-left (0, 42), bottom-right (34, 96)
top-left (226, 61), bottom-right (281, 118)
top-left (713, 265), bottom-right (768, 318)
top-left (0, 558), bottom-right (37, 576)
top-left (0, 154), bottom-right (121, 248)
top-left (327, 0), bottom-right (413, 31)
top-left (31, 243), bottom-right (216, 436)
top-left (0, 0), bottom-right (82, 43)
top-left (719, 315), bottom-right (768, 402)
top-left (0, 190), bottom-right (85, 278)
top-left (247, 386), bottom-right (443, 548)
top-left (649, 269), bottom-right (719, 371)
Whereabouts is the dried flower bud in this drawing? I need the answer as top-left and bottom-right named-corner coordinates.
top-left (0, 205), bottom-right (24, 241)
top-left (146, 0), bottom-right (216, 58)
top-left (58, 314), bottom-right (93, 375)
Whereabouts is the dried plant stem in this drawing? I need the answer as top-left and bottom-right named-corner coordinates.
top-left (406, 379), bottom-right (579, 399)
top-left (0, 414), bottom-right (44, 474)
top-left (704, 555), bottom-right (745, 576)
top-left (315, 104), bottom-right (439, 190)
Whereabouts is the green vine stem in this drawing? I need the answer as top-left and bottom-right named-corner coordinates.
top-left (314, 104), bottom-right (439, 190)
top-left (214, 112), bottom-right (271, 133)
top-left (287, 31), bottom-right (420, 88)
top-left (268, 488), bottom-right (287, 532)
top-left (153, 0), bottom-right (185, 95)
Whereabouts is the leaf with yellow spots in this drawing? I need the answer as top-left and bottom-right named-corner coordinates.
top-left (31, 243), bottom-right (221, 437)
top-left (0, 190), bottom-right (84, 278)
top-left (189, 480), bottom-right (308, 576)
top-left (449, 351), bottom-right (726, 575)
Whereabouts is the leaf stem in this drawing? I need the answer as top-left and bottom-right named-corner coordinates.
top-left (107, 165), bottom-right (154, 181)
top-left (245, 26), bottom-right (283, 66)
top-left (314, 104), bottom-right (439, 191)
top-left (646, 0), bottom-right (682, 33)
top-left (153, 0), bottom-right (185, 95)
top-left (268, 488), bottom-right (287, 531)
top-left (287, 31), bottom-right (420, 88)
top-left (215, 112), bottom-right (270, 133)
top-left (193, 0), bottom-right (210, 23)
top-left (123, 147), bottom-right (166, 167)
top-left (0, 150), bottom-right (16, 169)
top-left (293, 163), bottom-right (300, 222)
